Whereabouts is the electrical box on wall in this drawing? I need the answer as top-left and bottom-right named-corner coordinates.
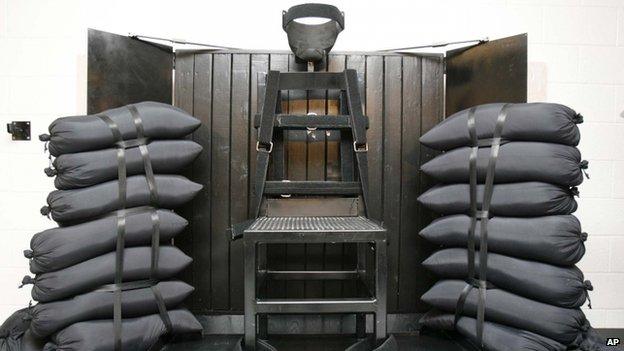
top-left (6, 121), bottom-right (31, 141)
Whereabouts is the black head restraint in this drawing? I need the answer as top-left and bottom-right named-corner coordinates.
top-left (282, 3), bottom-right (344, 62)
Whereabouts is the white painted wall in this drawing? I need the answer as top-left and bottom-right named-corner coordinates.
top-left (0, 0), bottom-right (622, 327)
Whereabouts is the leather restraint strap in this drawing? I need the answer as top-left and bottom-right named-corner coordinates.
top-left (474, 104), bottom-right (509, 347)
top-left (252, 71), bottom-right (280, 218)
top-left (344, 69), bottom-right (372, 217)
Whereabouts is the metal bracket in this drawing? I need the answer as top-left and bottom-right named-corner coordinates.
top-left (6, 121), bottom-right (31, 141)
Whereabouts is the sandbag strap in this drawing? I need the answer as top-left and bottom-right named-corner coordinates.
top-left (128, 105), bottom-right (159, 205)
top-left (114, 289), bottom-right (122, 351)
top-left (455, 106), bottom-right (478, 334)
top-left (113, 211), bottom-right (126, 351)
top-left (475, 103), bottom-right (509, 347)
top-left (466, 107), bottom-right (478, 282)
top-left (140, 145), bottom-right (159, 205)
top-left (147, 203), bottom-right (173, 335)
top-left (471, 137), bottom-right (510, 148)
top-left (151, 286), bottom-right (173, 334)
top-left (98, 107), bottom-right (150, 149)
top-left (150, 210), bottom-right (161, 278)
top-left (94, 279), bottom-right (159, 293)
top-left (98, 107), bottom-right (161, 351)
top-left (98, 115), bottom-right (128, 207)
top-left (453, 278), bottom-right (495, 326)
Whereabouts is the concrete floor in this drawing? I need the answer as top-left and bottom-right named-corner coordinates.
top-left (161, 332), bottom-right (474, 351)
top-left (161, 329), bottom-right (624, 351)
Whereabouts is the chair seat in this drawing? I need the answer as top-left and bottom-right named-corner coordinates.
top-left (245, 216), bottom-right (385, 233)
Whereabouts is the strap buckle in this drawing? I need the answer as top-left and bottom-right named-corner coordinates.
top-left (353, 141), bottom-right (368, 153)
top-left (280, 179), bottom-right (292, 198)
top-left (256, 141), bottom-right (274, 153)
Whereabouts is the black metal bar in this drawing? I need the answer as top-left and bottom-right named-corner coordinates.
top-left (244, 240), bottom-right (257, 350)
top-left (253, 114), bottom-right (369, 129)
top-left (264, 181), bottom-right (362, 195)
top-left (278, 72), bottom-right (346, 90)
top-left (256, 298), bottom-right (377, 314)
top-left (356, 314), bottom-right (366, 338)
top-left (375, 239), bottom-right (388, 341)
top-left (264, 270), bottom-right (359, 280)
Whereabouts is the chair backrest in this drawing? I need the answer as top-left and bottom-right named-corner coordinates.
top-left (252, 70), bottom-right (370, 219)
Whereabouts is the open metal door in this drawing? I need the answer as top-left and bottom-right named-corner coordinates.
top-left (445, 33), bottom-right (527, 116)
top-left (87, 29), bottom-right (173, 114)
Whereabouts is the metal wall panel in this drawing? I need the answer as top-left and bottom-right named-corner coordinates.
top-left (173, 52), bottom-right (444, 314)
top-left (87, 29), bottom-right (173, 114)
top-left (445, 34), bottom-right (528, 116)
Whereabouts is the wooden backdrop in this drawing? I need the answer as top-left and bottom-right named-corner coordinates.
top-left (172, 51), bottom-right (444, 315)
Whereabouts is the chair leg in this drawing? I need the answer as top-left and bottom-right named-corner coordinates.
top-left (356, 313), bottom-right (366, 338)
top-left (258, 315), bottom-right (268, 339)
top-left (374, 239), bottom-right (387, 341)
top-left (244, 239), bottom-right (257, 350)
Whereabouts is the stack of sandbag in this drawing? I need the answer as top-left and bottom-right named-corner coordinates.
top-left (16, 102), bottom-right (203, 350)
top-left (416, 103), bottom-right (615, 351)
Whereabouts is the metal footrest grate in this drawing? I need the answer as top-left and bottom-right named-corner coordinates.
top-left (246, 216), bottom-right (384, 233)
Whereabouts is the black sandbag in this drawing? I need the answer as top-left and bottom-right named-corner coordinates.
top-left (42, 102), bottom-right (201, 157)
top-left (30, 280), bottom-right (193, 338)
top-left (419, 103), bottom-right (581, 151)
top-left (21, 330), bottom-right (46, 351)
top-left (43, 309), bottom-right (202, 351)
top-left (417, 182), bottom-right (577, 217)
top-left (42, 175), bottom-right (202, 224)
top-left (0, 308), bottom-right (31, 351)
top-left (421, 280), bottom-right (587, 346)
top-left (51, 140), bottom-right (203, 189)
top-left (422, 248), bottom-right (590, 308)
top-left (420, 311), bottom-right (566, 351)
top-left (580, 327), bottom-right (624, 350)
top-left (25, 246), bottom-right (192, 302)
top-left (420, 142), bottom-right (585, 186)
top-left (420, 215), bottom-right (585, 265)
top-left (28, 208), bottom-right (187, 274)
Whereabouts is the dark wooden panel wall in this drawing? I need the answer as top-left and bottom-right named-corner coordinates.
top-left (173, 51), bottom-right (444, 314)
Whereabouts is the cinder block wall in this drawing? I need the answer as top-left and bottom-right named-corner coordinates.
top-left (0, 0), bottom-right (622, 327)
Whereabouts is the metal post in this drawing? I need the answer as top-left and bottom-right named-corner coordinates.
top-left (374, 239), bottom-right (388, 341)
top-left (257, 243), bottom-right (268, 339)
top-left (356, 313), bottom-right (366, 338)
top-left (244, 239), bottom-right (257, 350)
top-left (356, 242), bottom-right (367, 338)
